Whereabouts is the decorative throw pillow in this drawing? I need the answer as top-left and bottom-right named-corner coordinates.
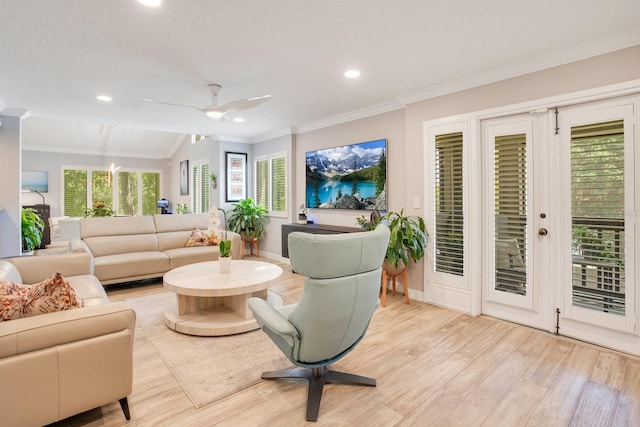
top-left (0, 272), bottom-right (84, 321)
top-left (185, 227), bottom-right (211, 247)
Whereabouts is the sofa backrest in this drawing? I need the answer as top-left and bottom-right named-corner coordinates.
top-left (0, 260), bottom-right (23, 283)
top-left (154, 213), bottom-right (210, 251)
top-left (80, 216), bottom-right (159, 256)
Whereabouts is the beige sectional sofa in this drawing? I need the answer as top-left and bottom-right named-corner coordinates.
top-left (72, 213), bottom-right (242, 285)
top-left (0, 252), bottom-right (136, 427)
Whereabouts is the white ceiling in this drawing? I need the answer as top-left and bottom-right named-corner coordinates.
top-left (2, 0), bottom-right (640, 158)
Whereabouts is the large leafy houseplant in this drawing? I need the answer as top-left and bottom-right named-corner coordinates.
top-left (227, 198), bottom-right (269, 240)
top-left (357, 209), bottom-right (428, 271)
top-left (384, 210), bottom-right (428, 270)
top-left (22, 207), bottom-right (45, 251)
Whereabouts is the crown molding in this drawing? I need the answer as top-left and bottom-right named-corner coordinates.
top-left (0, 107), bottom-right (29, 119)
top-left (218, 134), bottom-right (250, 143)
top-left (295, 100), bottom-right (405, 135)
top-left (250, 127), bottom-right (294, 143)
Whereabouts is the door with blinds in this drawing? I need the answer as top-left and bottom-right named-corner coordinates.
top-left (481, 115), bottom-right (551, 330)
top-left (481, 98), bottom-right (637, 354)
top-left (554, 99), bottom-right (636, 353)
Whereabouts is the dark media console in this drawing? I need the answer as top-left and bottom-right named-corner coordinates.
top-left (281, 223), bottom-right (362, 258)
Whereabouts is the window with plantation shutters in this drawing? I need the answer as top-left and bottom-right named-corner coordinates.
top-left (255, 159), bottom-right (269, 208)
top-left (63, 168), bottom-right (161, 216)
top-left (434, 132), bottom-right (464, 276)
top-left (191, 160), bottom-right (210, 214)
top-left (118, 171), bottom-right (138, 216)
top-left (63, 169), bottom-right (87, 217)
top-left (571, 120), bottom-right (625, 315)
top-left (493, 133), bottom-right (528, 295)
top-left (271, 156), bottom-right (286, 213)
top-left (255, 152), bottom-right (287, 216)
top-left (142, 172), bottom-right (161, 215)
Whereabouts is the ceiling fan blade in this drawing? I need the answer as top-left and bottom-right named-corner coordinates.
top-left (139, 98), bottom-right (203, 113)
top-left (218, 94), bottom-right (272, 112)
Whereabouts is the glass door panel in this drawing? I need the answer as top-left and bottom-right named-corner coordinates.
top-left (494, 133), bottom-right (528, 296)
top-left (559, 101), bottom-right (636, 340)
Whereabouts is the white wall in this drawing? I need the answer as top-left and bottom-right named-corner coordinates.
top-left (0, 115), bottom-right (22, 257)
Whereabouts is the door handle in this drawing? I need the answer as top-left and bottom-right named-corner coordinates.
top-left (538, 228), bottom-right (548, 236)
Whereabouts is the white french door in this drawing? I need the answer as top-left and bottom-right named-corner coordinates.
top-left (481, 97), bottom-right (638, 354)
top-left (481, 114), bottom-right (552, 331)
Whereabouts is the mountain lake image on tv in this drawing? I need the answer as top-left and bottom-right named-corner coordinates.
top-left (305, 138), bottom-right (387, 211)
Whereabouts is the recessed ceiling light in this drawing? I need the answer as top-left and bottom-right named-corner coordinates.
top-left (234, 117), bottom-right (245, 123)
top-left (344, 69), bottom-right (361, 78)
top-left (96, 95), bottom-right (112, 102)
top-left (138, 0), bottom-right (161, 7)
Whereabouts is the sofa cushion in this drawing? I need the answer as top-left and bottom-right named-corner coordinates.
top-left (163, 246), bottom-right (221, 270)
top-left (93, 252), bottom-right (170, 282)
top-left (153, 213), bottom-right (209, 233)
top-left (83, 234), bottom-right (160, 257)
top-left (1, 272), bottom-right (84, 321)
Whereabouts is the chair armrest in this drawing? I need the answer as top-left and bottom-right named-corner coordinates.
top-left (5, 252), bottom-right (94, 284)
top-left (248, 297), bottom-right (299, 346)
top-left (0, 302), bottom-right (135, 358)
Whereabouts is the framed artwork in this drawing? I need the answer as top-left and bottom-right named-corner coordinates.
top-left (22, 170), bottom-right (49, 192)
top-left (225, 152), bottom-right (247, 202)
top-left (180, 160), bottom-right (189, 195)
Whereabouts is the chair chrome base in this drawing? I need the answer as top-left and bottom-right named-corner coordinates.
top-left (261, 366), bottom-right (376, 422)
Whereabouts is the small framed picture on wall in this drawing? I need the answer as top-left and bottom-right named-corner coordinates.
top-left (225, 152), bottom-right (247, 202)
top-left (180, 160), bottom-right (189, 195)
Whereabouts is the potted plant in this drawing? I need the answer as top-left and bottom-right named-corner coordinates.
top-left (356, 209), bottom-right (428, 274)
top-left (227, 198), bottom-right (268, 241)
top-left (218, 239), bottom-right (232, 273)
top-left (176, 203), bottom-right (189, 214)
top-left (210, 172), bottom-right (217, 190)
top-left (22, 207), bottom-right (45, 252)
top-left (384, 210), bottom-right (427, 274)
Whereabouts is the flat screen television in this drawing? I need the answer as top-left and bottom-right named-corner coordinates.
top-left (156, 199), bottom-right (169, 209)
top-left (305, 138), bottom-right (387, 211)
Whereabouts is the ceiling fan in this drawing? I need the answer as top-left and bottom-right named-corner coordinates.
top-left (141, 84), bottom-right (271, 119)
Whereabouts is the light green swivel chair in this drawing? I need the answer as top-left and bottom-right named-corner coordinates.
top-left (247, 224), bottom-right (390, 421)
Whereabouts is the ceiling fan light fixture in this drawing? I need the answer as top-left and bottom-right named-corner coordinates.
top-left (206, 110), bottom-right (225, 119)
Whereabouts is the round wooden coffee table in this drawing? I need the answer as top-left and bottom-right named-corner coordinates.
top-left (163, 260), bottom-right (283, 336)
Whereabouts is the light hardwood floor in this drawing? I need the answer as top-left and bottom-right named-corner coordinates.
top-left (52, 259), bottom-right (640, 427)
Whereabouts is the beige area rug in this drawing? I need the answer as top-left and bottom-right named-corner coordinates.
top-left (127, 292), bottom-right (291, 408)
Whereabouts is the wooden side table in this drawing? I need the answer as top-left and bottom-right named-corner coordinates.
top-left (381, 268), bottom-right (409, 307)
top-left (240, 237), bottom-right (259, 259)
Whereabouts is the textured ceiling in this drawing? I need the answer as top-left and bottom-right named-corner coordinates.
top-left (2, 0), bottom-right (640, 157)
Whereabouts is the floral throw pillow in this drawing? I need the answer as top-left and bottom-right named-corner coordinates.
top-left (0, 272), bottom-right (84, 321)
top-left (186, 227), bottom-right (213, 247)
